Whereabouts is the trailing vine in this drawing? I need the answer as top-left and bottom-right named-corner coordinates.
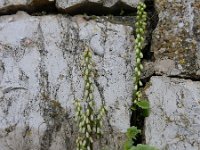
top-left (124, 2), bottom-right (157, 150)
top-left (74, 46), bottom-right (106, 150)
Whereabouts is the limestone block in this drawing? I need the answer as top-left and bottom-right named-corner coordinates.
top-left (153, 0), bottom-right (200, 78)
top-left (145, 76), bottom-right (200, 150)
top-left (0, 11), bottom-right (135, 149)
top-left (56, 0), bottom-right (143, 11)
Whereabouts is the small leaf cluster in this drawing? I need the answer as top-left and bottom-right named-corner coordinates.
top-left (74, 47), bottom-right (106, 150)
top-left (124, 126), bottom-right (158, 150)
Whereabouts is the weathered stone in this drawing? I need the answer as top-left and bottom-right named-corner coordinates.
top-left (0, 0), bottom-right (54, 15)
top-left (152, 0), bottom-right (200, 78)
top-left (56, 0), bottom-right (143, 11)
top-left (0, 11), bottom-right (135, 149)
top-left (145, 76), bottom-right (200, 150)
top-left (141, 60), bottom-right (155, 80)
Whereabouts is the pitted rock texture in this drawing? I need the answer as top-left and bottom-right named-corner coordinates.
top-left (145, 76), bottom-right (200, 150)
top-left (0, 11), bottom-right (135, 150)
top-left (152, 0), bottom-right (200, 78)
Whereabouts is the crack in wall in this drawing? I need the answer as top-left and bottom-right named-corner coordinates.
top-left (130, 0), bottom-right (158, 145)
top-left (93, 78), bottom-right (113, 133)
top-left (0, 0), bottom-right (156, 16)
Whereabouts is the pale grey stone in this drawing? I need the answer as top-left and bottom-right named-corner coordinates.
top-left (0, 11), bottom-right (135, 149)
top-left (56, 0), bottom-right (144, 10)
top-left (145, 76), bottom-right (200, 150)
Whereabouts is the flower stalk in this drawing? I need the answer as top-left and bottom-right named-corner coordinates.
top-left (74, 46), bottom-right (106, 150)
top-left (133, 2), bottom-right (147, 104)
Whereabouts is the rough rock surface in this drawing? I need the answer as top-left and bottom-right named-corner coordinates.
top-left (0, 11), bottom-right (135, 150)
top-left (145, 76), bottom-right (200, 150)
top-left (56, 0), bottom-right (142, 11)
top-left (152, 0), bottom-right (200, 78)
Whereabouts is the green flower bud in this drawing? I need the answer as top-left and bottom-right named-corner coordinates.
top-left (89, 101), bottom-right (94, 107)
top-left (86, 118), bottom-right (89, 124)
top-left (89, 84), bottom-right (94, 91)
top-left (82, 140), bottom-right (86, 146)
top-left (139, 81), bottom-right (143, 86)
top-left (86, 83), bottom-right (90, 89)
top-left (138, 42), bottom-right (142, 48)
top-left (85, 69), bottom-right (89, 76)
top-left (86, 132), bottom-right (89, 138)
top-left (140, 37), bottom-right (144, 42)
top-left (79, 127), bottom-right (82, 132)
top-left (136, 28), bottom-right (140, 33)
top-left (88, 51), bottom-right (92, 58)
top-left (75, 112), bottom-right (79, 117)
top-left (143, 4), bottom-right (146, 9)
top-left (89, 137), bottom-right (93, 143)
top-left (93, 127), bottom-right (96, 132)
top-left (140, 64), bottom-right (143, 70)
top-left (84, 51), bottom-right (88, 58)
top-left (135, 22), bottom-right (139, 27)
top-left (136, 48), bottom-right (140, 54)
top-left (90, 114), bottom-right (94, 121)
top-left (134, 85), bottom-right (138, 91)
top-left (134, 67), bottom-right (139, 72)
top-left (88, 77), bottom-right (93, 83)
top-left (137, 71), bottom-right (141, 76)
top-left (142, 22), bottom-right (147, 27)
top-left (99, 121), bottom-right (103, 127)
top-left (140, 52), bottom-right (143, 58)
top-left (97, 127), bottom-right (100, 134)
top-left (136, 58), bottom-right (141, 64)
top-left (85, 57), bottom-right (89, 63)
top-left (84, 75), bottom-right (88, 81)
top-left (86, 109), bottom-right (90, 116)
top-left (84, 90), bottom-right (89, 98)
top-left (82, 127), bottom-right (86, 133)
top-left (87, 124), bottom-right (91, 132)
top-left (139, 28), bottom-right (144, 33)
top-left (137, 34), bottom-right (141, 39)
top-left (89, 93), bottom-right (94, 100)
top-left (88, 64), bottom-right (92, 70)
top-left (142, 14), bottom-right (147, 19)
top-left (87, 146), bottom-right (91, 150)
top-left (136, 15), bottom-right (140, 20)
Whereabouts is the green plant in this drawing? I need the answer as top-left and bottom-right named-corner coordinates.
top-left (132, 2), bottom-right (149, 111)
top-left (124, 2), bottom-right (158, 150)
top-left (124, 127), bottom-right (158, 150)
top-left (74, 46), bottom-right (106, 150)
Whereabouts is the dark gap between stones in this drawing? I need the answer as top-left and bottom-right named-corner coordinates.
top-left (0, 1), bottom-right (57, 16)
top-left (130, 0), bottom-right (158, 145)
top-left (0, 0), bottom-right (155, 16)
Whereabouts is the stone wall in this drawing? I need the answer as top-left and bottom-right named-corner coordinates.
top-left (0, 0), bottom-right (199, 150)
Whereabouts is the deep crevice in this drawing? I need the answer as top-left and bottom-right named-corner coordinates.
top-left (0, 1), bottom-right (58, 16)
top-left (130, 0), bottom-right (158, 145)
top-left (166, 75), bottom-right (200, 81)
top-left (0, 0), bottom-right (156, 17)
top-left (57, 1), bottom-right (137, 16)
